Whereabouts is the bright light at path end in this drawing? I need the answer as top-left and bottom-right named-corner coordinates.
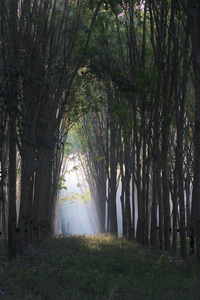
top-left (56, 159), bottom-right (100, 236)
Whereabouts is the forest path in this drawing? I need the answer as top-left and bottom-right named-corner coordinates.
top-left (0, 235), bottom-right (200, 300)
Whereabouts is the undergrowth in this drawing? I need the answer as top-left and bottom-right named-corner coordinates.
top-left (0, 235), bottom-right (200, 300)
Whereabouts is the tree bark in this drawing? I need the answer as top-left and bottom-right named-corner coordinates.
top-left (108, 118), bottom-right (118, 235)
top-left (8, 112), bottom-right (17, 261)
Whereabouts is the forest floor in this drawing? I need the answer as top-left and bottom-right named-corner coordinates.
top-left (0, 235), bottom-right (200, 300)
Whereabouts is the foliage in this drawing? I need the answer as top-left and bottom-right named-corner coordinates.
top-left (1, 235), bottom-right (200, 300)
top-left (58, 188), bottom-right (91, 205)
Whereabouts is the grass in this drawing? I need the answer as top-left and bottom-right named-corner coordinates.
top-left (0, 234), bottom-right (200, 300)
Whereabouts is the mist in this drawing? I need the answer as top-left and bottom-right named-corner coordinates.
top-left (56, 157), bottom-right (138, 236)
top-left (56, 158), bottom-right (100, 236)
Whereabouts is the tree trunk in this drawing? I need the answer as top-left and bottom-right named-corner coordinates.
top-left (150, 160), bottom-right (158, 250)
top-left (108, 121), bottom-right (118, 235)
top-left (8, 112), bottom-right (17, 261)
top-left (190, 3), bottom-right (200, 262)
top-left (119, 143), bottom-right (126, 236)
top-left (125, 135), bottom-right (131, 239)
top-left (131, 137), bottom-right (136, 240)
top-left (150, 105), bottom-right (160, 250)
top-left (185, 172), bottom-right (191, 237)
top-left (171, 165), bottom-right (178, 256)
top-left (18, 146), bottom-right (34, 254)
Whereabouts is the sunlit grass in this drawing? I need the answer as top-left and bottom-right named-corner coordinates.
top-left (0, 235), bottom-right (200, 299)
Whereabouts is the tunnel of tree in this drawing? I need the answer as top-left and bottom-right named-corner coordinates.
top-left (1, 0), bottom-right (200, 262)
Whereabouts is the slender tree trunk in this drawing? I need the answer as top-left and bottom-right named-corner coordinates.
top-left (185, 173), bottom-right (191, 237)
top-left (108, 121), bottom-right (118, 235)
top-left (172, 165), bottom-right (178, 256)
top-left (0, 142), bottom-right (7, 241)
top-left (135, 129), bottom-right (142, 244)
top-left (150, 104), bottom-right (160, 250)
top-left (131, 136), bottom-right (136, 240)
top-left (8, 112), bottom-right (17, 261)
top-left (162, 113), bottom-right (171, 251)
top-left (125, 135), bottom-right (131, 239)
top-left (190, 3), bottom-right (200, 262)
top-left (7, 0), bottom-right (20, 261)
top-left (150, 159), bottom-right (158, 250)
top-left (98, 161), bottom-right (107, 233)
top-left (141, 111), bottom-right (147, 247)
top-left (18, 147), bottom-right (34, 254)
top-left (120, 142), bottom-right (126, 236)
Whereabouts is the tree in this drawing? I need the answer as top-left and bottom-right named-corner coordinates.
top-left (181, 0), bottom-right (200, 262)
top-left (0, 0), bottom-right (102, 259)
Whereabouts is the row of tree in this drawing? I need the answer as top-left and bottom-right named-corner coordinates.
top-left (1, 0), bottom-right (200, 262)
top-left (0, 0), bottom-right (103, 260)
top-left (70, 0), bottom-right (200, 261)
